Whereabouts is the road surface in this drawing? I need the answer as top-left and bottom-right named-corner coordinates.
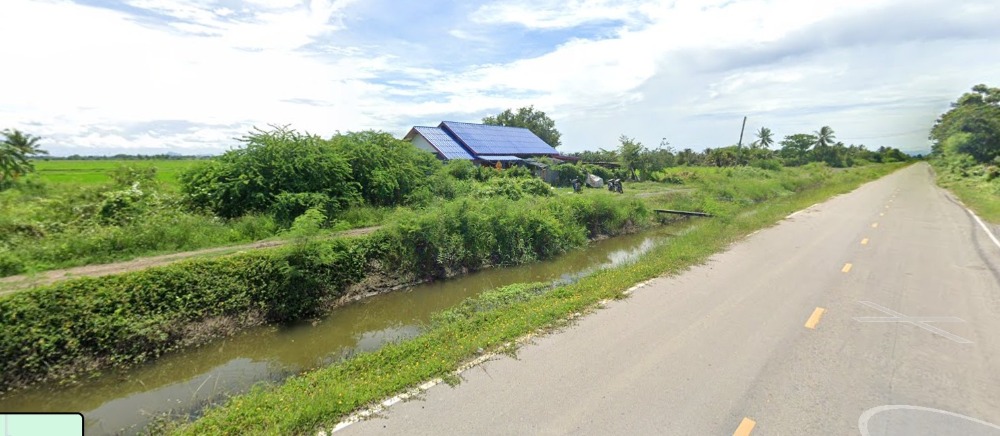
top-left (337, 163), bottom-right (1000, 435)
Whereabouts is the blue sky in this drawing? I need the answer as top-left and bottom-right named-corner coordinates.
top-left (1, 0), bottom-right (998, 156)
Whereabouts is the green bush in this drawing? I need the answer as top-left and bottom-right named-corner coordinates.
top-left (179, 126), bottom-right (359, 219)
top-left (751, 159), bottom-right (783, 171)
top-left (330, 131), bottom-right (441, 207)
top-left (442, 160), bottom-right (476, 180)
top-left (519, 178), bottom-right (554, 197)
top-left (272, 192), bottom-right (335, 227)
top-left (554, 163), bottom-right (584, 186)
top-left (0, 237), bottom-right (370, 389)
top-left (581, 164), bottom-right (614, 181)
top-left (0, 251), bottom-right (25, 276)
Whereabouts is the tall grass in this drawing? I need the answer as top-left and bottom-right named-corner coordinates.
top-left (930, 159), bottom-right (1000, 222)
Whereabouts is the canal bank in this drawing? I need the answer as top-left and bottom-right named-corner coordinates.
top-left (0, 226), bottom-right (679, 435)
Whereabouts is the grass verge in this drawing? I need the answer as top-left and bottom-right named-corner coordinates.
top-left (931, 162), bottom-right (1000, 222)
top-left (172, 163), bottom-right (905, 435)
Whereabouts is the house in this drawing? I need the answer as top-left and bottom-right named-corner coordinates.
top-left (403, 121), bottom-right (562, 165)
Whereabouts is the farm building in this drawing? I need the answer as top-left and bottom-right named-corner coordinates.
top-left (403, 121), bottom-right (567, 165)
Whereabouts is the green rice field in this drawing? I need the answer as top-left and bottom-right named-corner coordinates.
top-left (31, 159), bottom-right (204, 188)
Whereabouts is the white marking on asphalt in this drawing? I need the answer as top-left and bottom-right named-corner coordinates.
top-left (785, 203), bottom-right (820, 219)
top-left (968, 208), bottom-right (1000, 251)
top-left (326, 277), bottom-right (631, 434)
top-left (624, 279), bottom-right (655, 295)
top-left (859, 405), bottom-right (1000, 436)
top-left (853, 301), bottom-right (972, 344)
top-left (328, 346), bottom-right (507, 433)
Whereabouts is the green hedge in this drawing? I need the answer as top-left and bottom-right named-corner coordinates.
top-left (0, 238), bottom-right (368, 388)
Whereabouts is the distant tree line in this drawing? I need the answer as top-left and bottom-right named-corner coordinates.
top-left (568, 126), bottom-right (910, 181)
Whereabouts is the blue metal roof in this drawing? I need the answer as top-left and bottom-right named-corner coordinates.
top-left (412, 126), bottom-right (475, 160)
top-left (477, 155), bottom-right (522, 161)
top-left (440, 121), bottom-right (557, 156)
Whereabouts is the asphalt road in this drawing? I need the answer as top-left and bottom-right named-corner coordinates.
top-left (337, 163), bottom-right (1000, 435)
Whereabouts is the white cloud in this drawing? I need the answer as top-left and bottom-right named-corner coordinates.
top-left (1, 0), bottom-right (998, 155)
top-left (471, 0), bottom-right (647, 29)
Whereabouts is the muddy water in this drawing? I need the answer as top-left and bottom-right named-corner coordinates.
top-left (0, 226), bottom-right (679, 435)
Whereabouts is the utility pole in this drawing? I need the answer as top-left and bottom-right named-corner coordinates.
top-left (737, 116), bottom-right (747, 148)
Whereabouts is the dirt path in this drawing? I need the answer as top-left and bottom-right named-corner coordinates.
top-left (0, 226), bottom-right (381, 295)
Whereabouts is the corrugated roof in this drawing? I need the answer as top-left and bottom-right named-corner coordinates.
top-left (477, 155), bottom-right (523, 161)
top-left (440, 121), bottom-right (557, 156)
top-left (412, 126), bottom-right (475, 160)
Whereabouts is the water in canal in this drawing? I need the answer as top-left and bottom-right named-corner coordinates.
top-left (0, 226), bottom-right (679, 435)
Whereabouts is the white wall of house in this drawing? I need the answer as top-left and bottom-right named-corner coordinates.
top-left (409, 134), bottom-right (440, 157)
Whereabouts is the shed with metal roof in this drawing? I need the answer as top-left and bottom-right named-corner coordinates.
top-left (403, 121), bottom-right (559, 163)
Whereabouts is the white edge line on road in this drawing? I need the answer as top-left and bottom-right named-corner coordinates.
top-left (326, 278), bottom-right (657, 434)
top-left (785, 203), bottom-right (820, 219)
top-left (859, 405), bottom-right (1000, 436)
top-left (969, 208), bottom-right (1000, 251)
top-left (623, 279), bottom-right (655, 295)
top-left (326, 350), bottom-right (497, 434)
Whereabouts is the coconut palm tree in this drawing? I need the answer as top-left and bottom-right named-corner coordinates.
top-left (1, 129), bottom-right (47, 186)
top-left (2, 129), bottom-right (46, 157)
top-left (813, 126), bottom-right (836, 149)
top-left (754, 127), bottom-right (774, 149)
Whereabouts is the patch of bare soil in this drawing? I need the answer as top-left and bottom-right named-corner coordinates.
top-left (0, 226), bottom-right (381, 295)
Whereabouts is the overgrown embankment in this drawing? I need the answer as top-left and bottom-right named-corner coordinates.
top-left (0, 193), bottom-right (649, 392)
top-left (172, 163), bottom-right (906, 435)
top-left (931, 158), bottom-right (1000, 222)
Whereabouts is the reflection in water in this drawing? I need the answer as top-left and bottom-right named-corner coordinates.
top-left (0, 225), bottom-right (678, 435)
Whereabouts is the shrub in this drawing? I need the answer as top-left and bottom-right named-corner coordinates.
top-left (519, 178), bottom-right (554, 197)
top-left (442, 160), bottom-right (476, 180)
top-left (179, 126), bottom-right (359, 219)
top-left (554, 163), bottom-right (584, 186)
top-left (581, 164), bottom-right (614, 181)
top-left (0, 251), bottom-right (25, 276)
top-left (272, 192), bottom-right (335, 227)
top-left (330, 131), bottom-right (441, 207)
top-left (751, 159), bottom-right (783, 171)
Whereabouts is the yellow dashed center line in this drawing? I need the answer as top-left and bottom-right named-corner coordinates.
top-left (872, 222), bottom-right (879, 228)
top-left (733, 417), bottom-right (756, 436)
top-left (861, 238), bottom-right (869, 245)
top-left (842, 263), bottom-right (853, 273)
top-left (804, 307), bottom-right (826, 329)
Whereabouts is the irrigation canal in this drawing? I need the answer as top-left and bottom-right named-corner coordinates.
top-left (0, 225), bottom-right (683, 435)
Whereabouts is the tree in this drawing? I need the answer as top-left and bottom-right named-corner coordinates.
top-left (706, 146), bottom-right (739, 167)
top-left (779, 134), bottom-right (816, 166)
top-left (676, 148), bottom-right (701, 166)
top-left (616, 135), bottom-right (647, 180)
top-left (813, 126), bottom-right (836, 149)
top-left (930, 84), bottom-right (1000, 163)
top-left (483, 105), bottom-right (562, 148)
top-left (752, 127), bottom-right (774, 149)
top-left (1, 129), bottom-right (47, 187)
